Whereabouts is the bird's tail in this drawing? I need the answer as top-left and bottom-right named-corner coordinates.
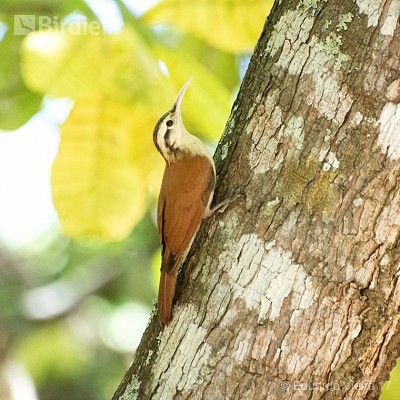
top-left (157, 267), bottom-right (177, 326)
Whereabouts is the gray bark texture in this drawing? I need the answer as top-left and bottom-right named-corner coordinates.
top-left (113, 0), bottom-right (400, 399)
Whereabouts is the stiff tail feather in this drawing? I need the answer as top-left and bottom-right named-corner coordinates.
top-left (157, 267), bottom-right (177, 325)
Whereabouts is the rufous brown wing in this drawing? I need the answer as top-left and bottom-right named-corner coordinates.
top-left (157, 154), bottom-right (215, 325)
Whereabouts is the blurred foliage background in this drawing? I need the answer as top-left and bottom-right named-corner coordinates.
top-left (0, 1), bottom-right (398, 399)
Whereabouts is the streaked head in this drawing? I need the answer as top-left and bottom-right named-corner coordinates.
top-left (153, 78), bottom-right (193, 163)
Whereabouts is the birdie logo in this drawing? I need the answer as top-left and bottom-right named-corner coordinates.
top-left (14, 15), bottom-right (105, 36)
top-left (14, 15), bottom-right (35, 35)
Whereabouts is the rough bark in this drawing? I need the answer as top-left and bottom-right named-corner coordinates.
top-left (113, 0), bottom-right (400, 399)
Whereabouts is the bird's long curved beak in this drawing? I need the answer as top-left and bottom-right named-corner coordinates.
top-left (172, 77), bottom-right (193, 114)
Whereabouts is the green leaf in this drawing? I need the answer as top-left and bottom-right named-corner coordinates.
top-left (179, 34), bottom-right (240, 91)
top-left (0, 0), bottom-right (95, 20)
top-left (0, 29), bottom-right (42, 130)
top-left (153, 44), bottom-right (232, 141)
top-left (381, 360), bottom-right (400, 400)
top-left (16, 322), bottom-right (88, 383)
top-left (142, 0), bottom-right (274, 53)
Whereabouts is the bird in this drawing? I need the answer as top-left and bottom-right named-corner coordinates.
top-left (153, 78), bottom-right (216, 325)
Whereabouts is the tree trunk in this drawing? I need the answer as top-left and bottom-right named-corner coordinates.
top-left (113, 0), bottom-right (400, 399)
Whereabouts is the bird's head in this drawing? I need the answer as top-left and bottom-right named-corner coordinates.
top-left (153, 78), bottom-right (199, 164)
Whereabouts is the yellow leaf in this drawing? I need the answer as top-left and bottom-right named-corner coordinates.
top-left (21, 23), bottom-right (167, 105)
top-left (21, 23), bottom-right (103, 98)
top-left (51, 92), bottom-right (163, 241)
top-left (142, 0), bottom-right (274, 53)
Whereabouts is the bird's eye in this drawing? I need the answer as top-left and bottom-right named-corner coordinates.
top-left (166, 120), bottom-right (173, 127)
